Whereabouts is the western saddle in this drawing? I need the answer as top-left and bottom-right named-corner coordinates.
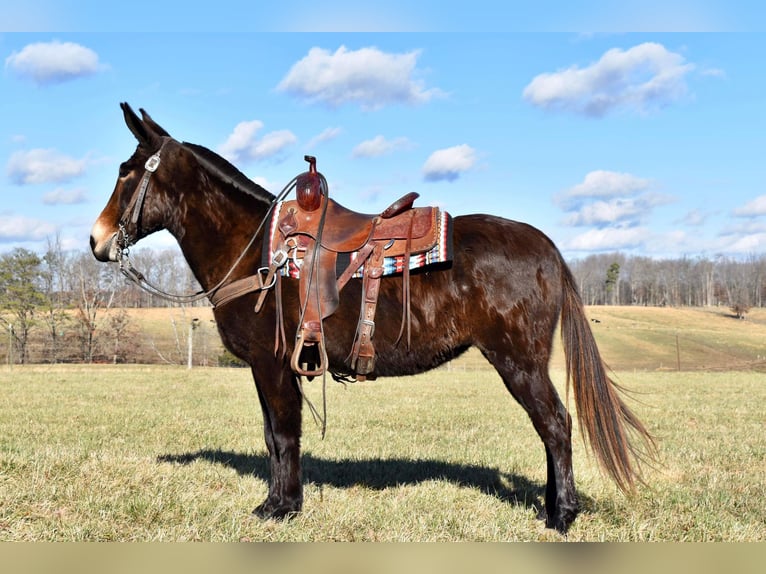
top-left (212, 156), bottom-right (446, 381)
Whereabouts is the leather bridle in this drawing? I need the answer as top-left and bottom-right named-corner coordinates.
top-left (114, 137), bottom-right (293, 305)
top-left (119, 137), bottom-right (169, 239)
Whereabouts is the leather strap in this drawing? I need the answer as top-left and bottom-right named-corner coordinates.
top-left (394, 210), bottom-right (415, 349)
top-left (209, 274), bottom-right (263, 308)
top-left (349, 243), bottom-right (384, 379)
top-left (209, 249), bottom-right (287, 310)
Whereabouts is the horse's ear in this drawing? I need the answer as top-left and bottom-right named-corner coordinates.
top-left (139, 108), bottom-right (171, 137)
top-left (120, 102), bottom-right (163, 148)
top-left (120, 102), bottom-right (156, 147)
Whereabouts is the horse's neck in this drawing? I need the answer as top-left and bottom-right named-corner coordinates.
top-left (171, 179), bottom-right (271, 292)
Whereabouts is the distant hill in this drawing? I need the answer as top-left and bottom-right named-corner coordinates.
top-left (439, 306), bottom-right (766, 374)
top-left (115, 306), bottom-right (766, 372)
top-left (567, 306), bottom-right (766, 372)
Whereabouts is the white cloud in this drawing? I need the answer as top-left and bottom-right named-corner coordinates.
top-left (566, 226), bottom-right (650, 252)
top-left (563, 198), bottom-right (645, 227)
top-left (7, 148), bottom-right (87, 185)
top-left (564, 170), bottom-right (652, 200)
top-left (733, 194), bottom-right (766, 217)
top-left (717, 220), bottom-right (766, 254)
top-left (252, 130), bottom-right (298, 158)
top-left (217, 120), bottom-right (297, 164)
top-left (565, 227), bottom-right (692, 256)
top-left (422, 144), bottom-right (476, 182)
top-left (720, 220), bottom-right (766, 236)
top-left (523, 42), bottom-right (694, 117)
top-left (42, 187), bottom-right (87, 205)
top-left (558, 169), bottom-right (669, 229)
top-left (563, 193), bottom-right (673, 227)
top-left (218, 120), bottom-right (263, 159)
top-left (352, 135), bottom-right (411, 158)
top-left (5, 40), bottom-right (103, 85)
top-left (277, 45), bottom-right (443, 109)
top-left (0, 214), bottom-right (56, 242)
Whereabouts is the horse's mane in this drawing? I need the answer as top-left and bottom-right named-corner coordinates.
top-left (182, 141), bottom-right (275, 204)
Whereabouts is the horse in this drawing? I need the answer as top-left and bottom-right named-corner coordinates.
top-left (90, 103), bottom-right (654, 534)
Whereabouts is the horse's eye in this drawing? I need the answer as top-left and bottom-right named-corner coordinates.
top-left (118, 162), bottom-right (130, 178)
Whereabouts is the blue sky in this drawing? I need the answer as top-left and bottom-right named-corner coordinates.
top-left (1, 7), bottom-right (765, 260)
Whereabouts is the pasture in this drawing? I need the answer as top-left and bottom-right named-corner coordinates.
top-left (1, 359), bottom-right (764, 541)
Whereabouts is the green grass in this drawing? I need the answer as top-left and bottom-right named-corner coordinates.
top-left (1, 364), bottom-right (764, 541)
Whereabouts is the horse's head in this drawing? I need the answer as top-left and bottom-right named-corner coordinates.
top-left (90, 103), bottom-right (179, 262)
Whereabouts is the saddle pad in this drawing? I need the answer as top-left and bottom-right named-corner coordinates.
top-left (263, 202), bottom-right (453, 279)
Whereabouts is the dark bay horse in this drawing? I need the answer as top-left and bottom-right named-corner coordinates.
top-left (90, 103), bottom-right (654, 533)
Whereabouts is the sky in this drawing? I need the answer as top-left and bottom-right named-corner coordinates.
top-left (1, 3), bottom-right (765, 261)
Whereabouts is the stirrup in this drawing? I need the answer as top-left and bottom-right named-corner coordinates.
top-left (290, 329), bottom-right (328, 377)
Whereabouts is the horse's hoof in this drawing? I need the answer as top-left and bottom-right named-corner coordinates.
top-left (252, 500), bottom-right (301, 520)
top-left (545, 505), bottom-right (578, 534)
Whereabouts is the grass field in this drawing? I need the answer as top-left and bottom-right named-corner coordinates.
top-left (1, 362), bottom-right (764, 541)
top-left (568, 306), bottom-right (766, 372)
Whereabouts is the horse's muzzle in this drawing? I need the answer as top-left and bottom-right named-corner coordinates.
top-left (90, 222), bottom-right (120, 262)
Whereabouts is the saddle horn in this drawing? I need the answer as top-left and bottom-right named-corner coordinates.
top-left (296, 155), bottom-right (324, 212)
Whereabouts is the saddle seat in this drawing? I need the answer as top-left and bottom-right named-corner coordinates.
top-left (287, 196), bottom-right (376, 253)
top-left (281, 192), bottom-right (437, 254)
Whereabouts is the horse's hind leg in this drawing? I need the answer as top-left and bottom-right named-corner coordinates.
top-left (483, 352), bottom-right (578, 533)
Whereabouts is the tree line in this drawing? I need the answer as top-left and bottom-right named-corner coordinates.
top-left (0, 237), bottom-right (207, 365)
top-left (569, 252), bottom-right (765, 313)
top-left (1, 239), bottom-right (764, 364)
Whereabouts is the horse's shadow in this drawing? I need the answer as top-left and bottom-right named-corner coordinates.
top-left (158, 449), bottom-right (547, 515)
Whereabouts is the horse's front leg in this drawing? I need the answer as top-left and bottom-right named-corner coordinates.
top-left (251, 364), bottom-right (304, 519)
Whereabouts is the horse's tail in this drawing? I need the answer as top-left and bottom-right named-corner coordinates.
top-left (559, 263), bottom-right (656, 492)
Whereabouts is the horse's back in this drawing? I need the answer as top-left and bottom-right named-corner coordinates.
top-left (453, 212), bottom-right (561, 256)
top-left (344, 213), bottom-right (566, 376)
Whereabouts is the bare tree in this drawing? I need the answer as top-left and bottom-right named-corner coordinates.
top-left (104, 307), bottom-right (140, 363)
top-left (40, 235), bottom-right (73, 363)
top-left (70, 252), bottom-right (116, 362)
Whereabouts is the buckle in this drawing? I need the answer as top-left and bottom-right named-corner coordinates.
top-left (361, 319), bottom-right (375, 339)
top-left (256, 266), bottom-right (279, 290)
top-left (271, 248), bottom-right (288, 267)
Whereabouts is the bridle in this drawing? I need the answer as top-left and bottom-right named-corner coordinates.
top-left (118, 137), bottom-right (169, 242)
top-left (115, 137), bottom-right (295, 305)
